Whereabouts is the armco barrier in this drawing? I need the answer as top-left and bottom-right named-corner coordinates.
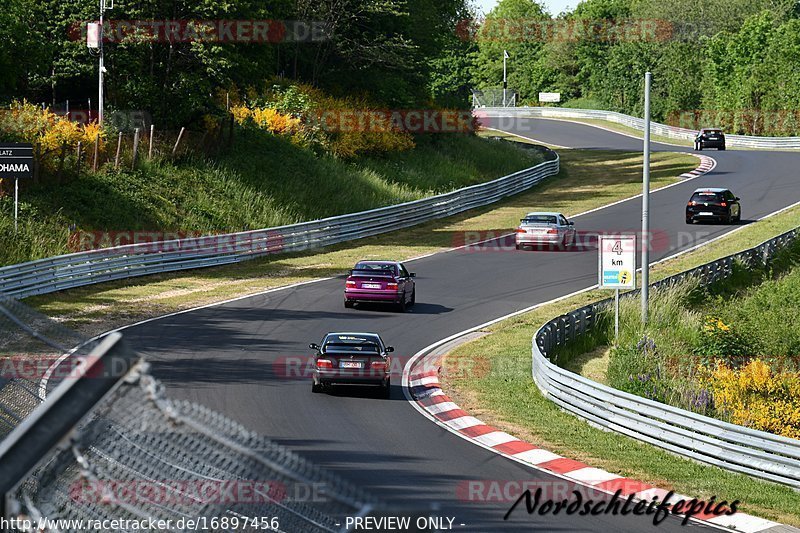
top-left (477, 107), bottom-right (800, 149)
top-left (532, 227), bottom-right (800, 488)
top-left (0, 151), bottom-right (558, 299)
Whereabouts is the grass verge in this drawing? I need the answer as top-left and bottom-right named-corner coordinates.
top-left (440, 201), bottom-right (800, 526)
top-left (28, 146), bottom-right (698, 338)
top-left (0, 133), bottom-right (541, 266)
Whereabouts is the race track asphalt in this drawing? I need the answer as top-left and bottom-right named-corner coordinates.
top-left (122, 117), bottom-right (800, 532)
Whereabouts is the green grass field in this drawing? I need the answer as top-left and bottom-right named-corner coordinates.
top-left (0, 132), bottom-right (541, 266)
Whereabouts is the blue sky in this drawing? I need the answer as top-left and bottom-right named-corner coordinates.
top-left (474, 0), bottom-right (578, 16)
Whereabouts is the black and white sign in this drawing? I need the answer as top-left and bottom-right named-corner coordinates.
top-left (0, 143), bottom-right (34, 179)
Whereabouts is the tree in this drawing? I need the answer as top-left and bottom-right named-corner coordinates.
top-left (471, 0), bottom-right (550, 101)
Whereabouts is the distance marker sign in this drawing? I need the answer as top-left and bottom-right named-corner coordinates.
top-left (599, 235), bottom-right (636, 289)
top-left (0, 143), bottom-right (34, 179)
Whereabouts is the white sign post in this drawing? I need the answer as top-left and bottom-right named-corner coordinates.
top-left (538, 92), bottom-right (561, 103)
top-left (599, 235), bottom-right (636, 344)
top-left (0, 143), bottom-right (34, 233)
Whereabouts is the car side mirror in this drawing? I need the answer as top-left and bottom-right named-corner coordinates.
top-left (385, 346), bottom-right (394, 353)
top-left (735, 197), bottom-right (740, 201)
top-left (309, 343), bottom-right (319, 350)
top-left (568, 221), bottom-right (574, 226)
top-left (410, 273), bottom-right (416, 278)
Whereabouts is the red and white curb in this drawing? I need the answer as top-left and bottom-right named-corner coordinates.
top-left (679, 154), bottom-right (716, 179)
top-left (403, 336), bottom-right (793, 533)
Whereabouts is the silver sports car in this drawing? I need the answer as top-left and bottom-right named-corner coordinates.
top-left (515, 212), bottom-right (576, 249)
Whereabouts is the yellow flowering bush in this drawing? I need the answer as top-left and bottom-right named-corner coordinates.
top-left (229, 83), bottom-right (416, 158)
top-left (701, 359), bottom-right (800, 439)
top-left (0, 101), bottom-right (105, 172)
top-left (231, 105), bottom-right (300, 136)
top-left (693, 315), bottom-right (751, 366)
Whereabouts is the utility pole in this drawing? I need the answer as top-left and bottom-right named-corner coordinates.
top-left (502, 50), bottom-right (509, 107)
top-left (98, 0), bottom-right (112, 126)
top-left (641, 71), bottom-right (652, 324)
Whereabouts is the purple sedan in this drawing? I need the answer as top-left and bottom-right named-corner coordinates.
top-left (344, 261), bottom-right (416, 312)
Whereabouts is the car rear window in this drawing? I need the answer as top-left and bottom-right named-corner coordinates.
top-left (690, 192), bottom-right (724, 203)
top-left (522, 215), bottom-right (557, 224)
top-left (353, 263), bottom-right (397, 275)
top-left (323, 342), bottom-right (380, 353)
top-left (703, 130), bottom-right (722, 135)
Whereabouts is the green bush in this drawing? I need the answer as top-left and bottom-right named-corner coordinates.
top-left (692, 316), bottom-right (754, 368)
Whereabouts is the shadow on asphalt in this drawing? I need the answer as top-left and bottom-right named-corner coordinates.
top-left (347, 302), bottom-right (453, 315)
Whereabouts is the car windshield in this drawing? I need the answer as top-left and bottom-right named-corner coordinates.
top-left (691, 192), bottom-right (724, 203)
top-left (322, 335), bottom-right (381, 353)
top-left (522, 215), bottom-right (558, 225)
top-left (352, 262), bottom-right (397, 275)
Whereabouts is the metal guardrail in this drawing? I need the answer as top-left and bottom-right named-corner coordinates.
top-left (532, 228), bottom-right (800, 489)
top-left (477, 107), bottom-right (800, 149)
top-left (0, 152), bottom-right (558, 300)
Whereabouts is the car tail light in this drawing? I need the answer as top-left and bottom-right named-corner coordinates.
top-left (387, 282), bottom-right (399, 291)
top-left (688, 201), bottom-right (696, 206)
top-left (720, 202), bottom-right (727, 207)
top-left (546, 229), bottom-right (558, 234)
top-left (515, 228), bottom-right (527, 233)
top-left (316, 359), bottom-right (333, 369)
top-left (371, 360), bottom-right (387, 370)
top-left (345, 279), bottom-right (356, 288)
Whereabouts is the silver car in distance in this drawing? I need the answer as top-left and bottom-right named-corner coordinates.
top-left (515, 212), bottom-right (576, 250)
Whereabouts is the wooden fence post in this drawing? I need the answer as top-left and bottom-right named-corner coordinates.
top-left (148, 124), bottom-right (155, 159)
top-left (114, 131), bottom-right (123, 169)
top-left (93, 134), bottom-right (100, 171)
top-left (75, 142), bottom-right (82, 173)
top-left (131, 128), bottom-right (140, 170)
top-left (56, 141), bottom-right (68, 182)
top-left (172, 127), bottom-right (186, 157)
top-left (33, 143), bottom-right (41, 184)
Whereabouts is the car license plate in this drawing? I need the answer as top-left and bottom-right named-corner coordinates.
top-left (362, 283), bottom-right (381, 289)
top-left (699, 212), bottom-right (713, 216)
top-left (340, 361), bottom-right (363, 369)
